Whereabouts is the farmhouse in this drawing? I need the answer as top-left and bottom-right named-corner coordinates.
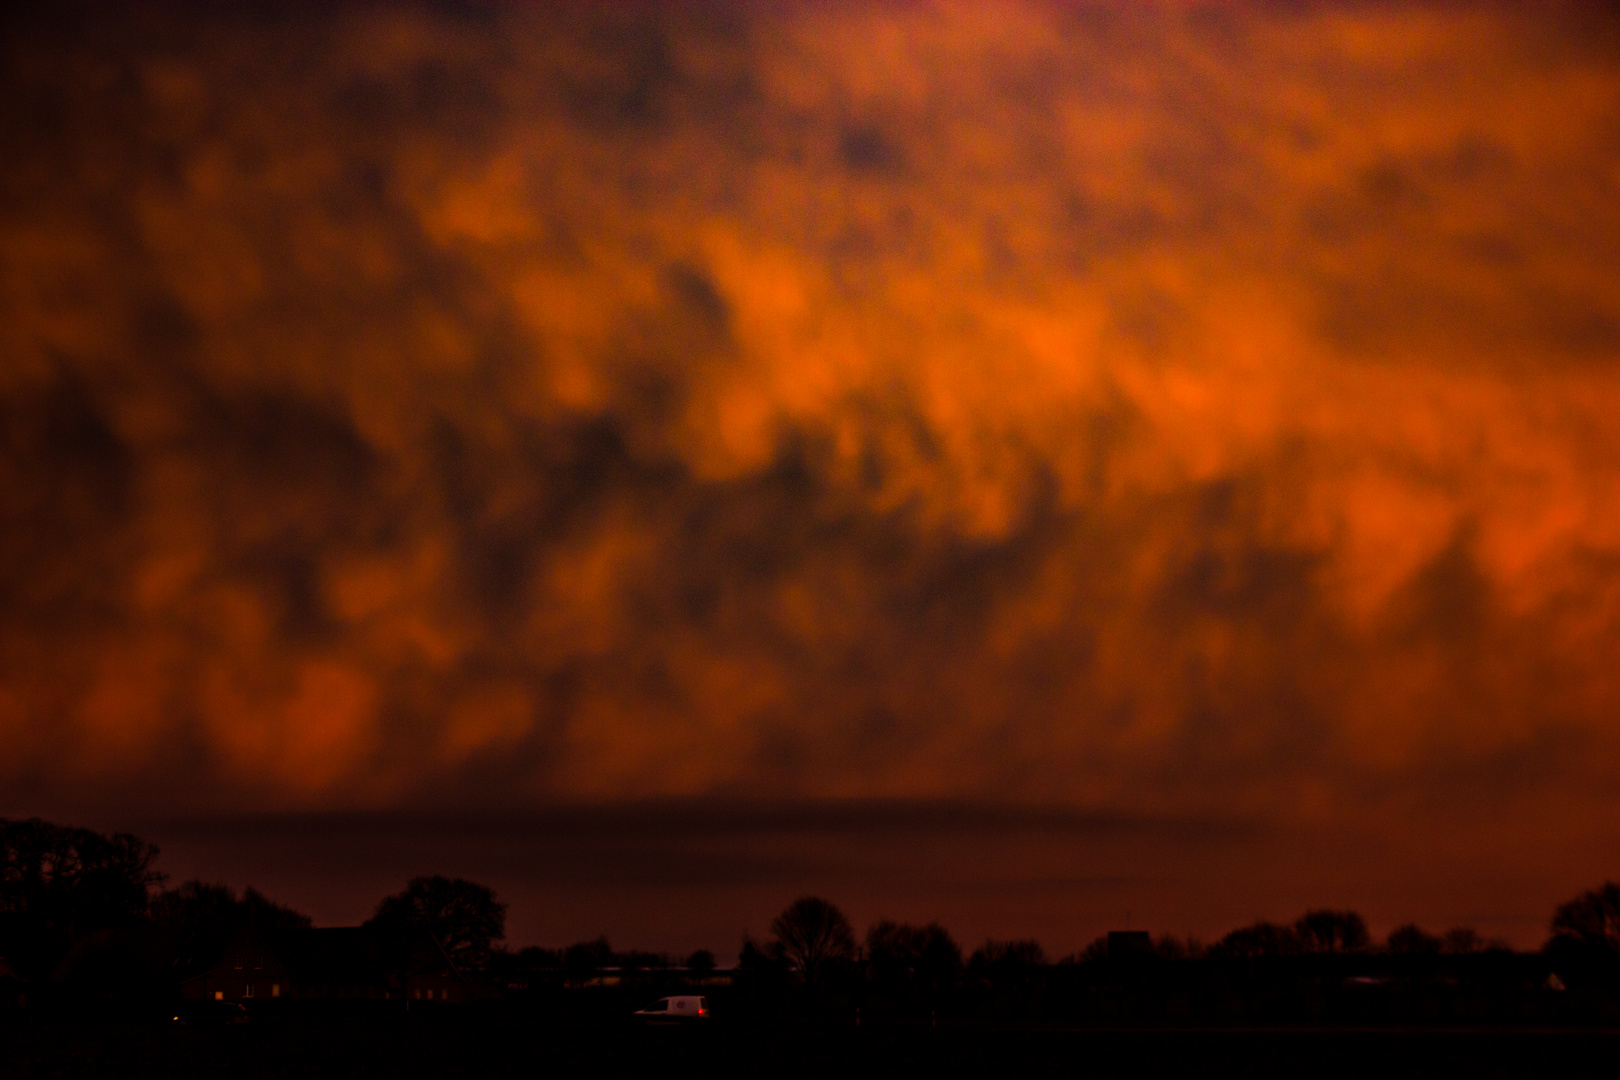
top-left (180, 925), bottom-right (468, 1004)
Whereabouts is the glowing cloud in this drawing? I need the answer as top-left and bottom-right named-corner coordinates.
top-left (3, 2), bottom-right (1620, 842)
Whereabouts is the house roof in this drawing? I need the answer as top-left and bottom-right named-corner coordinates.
top-left (268, 927), bottom-right (390, 986)
top-left (175, 923), bottom-right (467, 989)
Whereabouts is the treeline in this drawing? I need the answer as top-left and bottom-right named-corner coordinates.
top-left (491, 908), bottom-right (1512, 984)
top-left (1078, 910), bottom-right (1505, 961)
top-left (0, 817), bottom-right (505, 1010)
top-left (7, 815), bottom-right (1620, 1025)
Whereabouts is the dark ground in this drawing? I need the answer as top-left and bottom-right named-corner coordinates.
top-left (3, 1017), bottom-right (1620, 1079)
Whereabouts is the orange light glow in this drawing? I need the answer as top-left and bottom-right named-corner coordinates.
top-left (4, 1), bottom-right (1620, 946)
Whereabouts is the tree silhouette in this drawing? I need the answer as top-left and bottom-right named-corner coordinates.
top-left (968, 939), bottom-right (1046, 985)
top-left (1386, 923), bottom-right (1441, 954)
top-left (564, 936), bottom-right (613, 987)
top-left (866, 920), bottom-right (962, 991)
top-left (1152, 934), bottom-right (1204, 961)
top-left (1074, 936), bottom-right (1109, 964)
top-left (685, 948), bottom-right (716, 975)
top-left (769, 896), bottom-right (855, 985)
top-left (489, 944), bottom-right (562, 989)
top-left (0, 817), bottom-right (164, 980)
top-left (1294, 909), bottom-right (1369, 953)
top-left (1212, 921), bottom-right (1300, 958)
top-left (150, 880), bottom-right (312, 980)
top-left (367, 875), bottom-right (505, 971)
top-left (1549, 881), bottom-right (1620, 951)
top-left (150, 881), bottom-right (311, 940)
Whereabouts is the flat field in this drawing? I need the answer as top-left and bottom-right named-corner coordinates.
top-left (4, 1017), bottom-right (1620, 1079)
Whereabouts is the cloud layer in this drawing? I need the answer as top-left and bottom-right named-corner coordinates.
top-left (4, 0), bottom-right (1620, 865)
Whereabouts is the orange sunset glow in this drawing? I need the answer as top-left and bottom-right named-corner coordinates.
top-left (5, 0), bottom-right (1620, 954)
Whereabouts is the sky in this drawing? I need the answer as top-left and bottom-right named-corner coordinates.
top-left (4, 0), bottom-right (1620, 956)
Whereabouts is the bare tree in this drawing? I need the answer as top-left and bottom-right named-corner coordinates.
top-left (770, 896), bottom-right (855, 985)
top-left (1153, 935), bottom-right (1204, 961)
top-left (367, 875), bottom-right (506, 971)
top-left (1212, 921), bottom-right (1300, 958)
top-left (968, 938), bottom-right (1046, 983)
top-left (1550, 881), bottom-right (1620, 951)
top-left (1073, 936), bottom-right (1109, 964)
top-left (866, 920), bottom-right (962, 990)
top-left (1294, 909), bottom-right (1369, 954)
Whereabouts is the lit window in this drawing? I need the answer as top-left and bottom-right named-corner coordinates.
top-left (271, 984), bottom-right (280, 998)
top-left (244, 983), bottom-right (253, 998)
top-left (214, 991), bottom-right (223, 1001)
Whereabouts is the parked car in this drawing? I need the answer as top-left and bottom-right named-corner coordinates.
top-left (632, 995), bottom-right (708, 1023)
top-left (172, 1001), bottom-right (249, 1026)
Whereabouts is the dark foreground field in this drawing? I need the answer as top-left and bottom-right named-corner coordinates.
top-left (4, 1017), bottom-right (1620, 1079)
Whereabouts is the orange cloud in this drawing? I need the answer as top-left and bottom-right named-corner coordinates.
top-left (2, 1), bottom-right (1619, 867)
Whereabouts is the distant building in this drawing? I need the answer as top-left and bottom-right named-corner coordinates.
top-left (179, 926), bottom-right (292, 1002)
top-left (179, 925), bottom-right (468, 1004)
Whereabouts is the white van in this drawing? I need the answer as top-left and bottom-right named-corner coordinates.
top-left (633, 995), bottom-right (708, 1022)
